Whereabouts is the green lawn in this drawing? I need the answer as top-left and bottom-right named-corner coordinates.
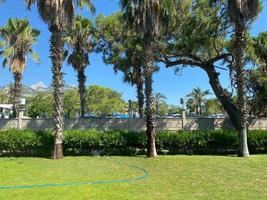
top-left (0, 155), bottom-right (266, 200)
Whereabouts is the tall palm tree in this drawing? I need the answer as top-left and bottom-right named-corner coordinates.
top-left (186, 87), bottom-right (211, 115)
top-left (65, 15), bottom-right (94, 118)
top-left (0, 18), bottom-right (40, 118)
top-left (120, 0), bottom-right (175, 157)
top-left (154, 92), bottom-right (167, 115)
top-left (210, 0), bottom-right (261, 157)
top-left (227, 0), bottom-right (260, 157)
top-left (114, 52), bottom-right (145, 118)
top-left (27, 0), bottom-right (95, 159)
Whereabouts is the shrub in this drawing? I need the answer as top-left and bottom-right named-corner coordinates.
top-left (248, 130), bottom-right (267, 153)
top-left (0, 129), bottom-right (266, 156)
top-left (0, 129), bottom-right (53, 156)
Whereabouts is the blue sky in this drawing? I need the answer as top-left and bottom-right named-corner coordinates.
top-left (0, 0), bottom-right (266, 105)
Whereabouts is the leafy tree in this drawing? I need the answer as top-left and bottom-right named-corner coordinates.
top-left (86, 85), bottom-right (126, 116)
top-left (63, 88), bottom-right (79, 118)
top-left (248, 32), bottom-right (267, 117)
top-left (0, 92), bottom-right (7, 103)
top-left (96, 13), bottom-right (145, 118)
top-left (158, 102), bottom-right (169, 116)
top-left (204, 99), bottom-right (223, 116)
top-left (120, 0), bottom-right (175, 157)
top-left (158, 0), bottom-right (240, 127)
top-left (27, 93), bottom-right (53, 118)
top-left (0, 18), bottom-right (40, 118)
top-left (157, 0), bottom-right (262, 157)
top-left (65, 15), bottom-right (95, 118)
top-left (168, 105), bottom-right (183, 115)
top-left (186, 87), bottom-right (211, 115)
top-left (27, 0), bottom-right (95, 159)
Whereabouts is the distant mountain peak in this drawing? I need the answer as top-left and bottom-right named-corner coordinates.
top-left (30, 81), bottom-right (47, 91)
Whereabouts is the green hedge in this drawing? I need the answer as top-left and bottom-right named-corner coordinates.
top-left (0, 129), bottom-right (54, 156)
top-left (0, 129), bottom-right (266, 156)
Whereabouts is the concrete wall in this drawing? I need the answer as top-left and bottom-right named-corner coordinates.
top-left (0, 117), bottom-right (267, 131)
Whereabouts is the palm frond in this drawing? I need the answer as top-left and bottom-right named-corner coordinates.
top-left (0, 18), bottom-right (40, 73)
top-left (30, 50), bottom-right (41, 64)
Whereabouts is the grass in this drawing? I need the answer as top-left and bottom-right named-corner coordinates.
top-left (0, 155), bottom-right (266, 200)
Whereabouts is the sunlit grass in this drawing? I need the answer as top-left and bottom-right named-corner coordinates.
top-left (0, 155), bottom-right (266, 200)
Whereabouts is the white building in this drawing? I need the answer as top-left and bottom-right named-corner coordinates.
top-left (0, 104), bottom-right (13, 119)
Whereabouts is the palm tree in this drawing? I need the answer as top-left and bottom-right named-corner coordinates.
top-left (154, 92), bottom-right (167, 115)
top-left (114, 53), bottom-right (145, 118)
top-left (227, 0), bottom-right (260, 157)
top-left (27, 0), bottom-right (95, 159)
top-left (120, 0), bottom-right (175, 157)
top-left (65, 15), bottom-right (94, 118)
top-left (0, 18), bottom-right (40, 118)
top-left (186, 87), bottom-right (211, 115)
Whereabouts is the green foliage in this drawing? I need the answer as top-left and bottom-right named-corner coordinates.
top-left (65, 15), bottom-right (95, 71)
top-left (0, 129), bottom-right (266, 156)
top-left (168, 105), bottom-right (183, 114)
top-left (27, 0), bottom-right (95, 29)
top-left (27, 93), bottom-right (53, 118)
top-left (96, 13), bottom-right (145, 85)
top-left (154, 92), bottom-right (168, 115)
top-left (86, 85), bottom-right (126, 116)
top-left (0, 91), bottom-right (7, 103)
top-left (0, 129), bottom-right (53, 156)
top-left (120, 0), bottom-right (176, 39)
top-left (158, 102), bottom-right (169, 116)
top-left (248, 130), bottom-right (267, 153)
top-left (27, 86), bottom-right (127, 118)
top-left (204, 99), bottom-right (223, 116)
top-left (63, 88), bottom-right (79, 118)
top-left (0, 18), bottom-right (40, 73)
top-left (248, 32), bottom-right (267, 117)
top-left (157, 0), bottom-right (229, 64)
top-left (186, 87), bottom-right (211, 115)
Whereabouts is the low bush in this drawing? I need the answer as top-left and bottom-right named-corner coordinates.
top-left (0, 129), bottom-right (53, 156)
top-left (0, 129), bottom-right (266, 156)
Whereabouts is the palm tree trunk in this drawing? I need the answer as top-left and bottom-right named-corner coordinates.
top-left (136, 65), bottom-right (144, 118)
top-left (77, 69), bottom-right (86, 118)
top-left (234, 24), bottom-right (249, 157)
top-left (50, 25), bottom-right (64, 160)
top-left (144, 41), bottom-right (157, 158)
top-left (12, 72), bottom-right (22, 118)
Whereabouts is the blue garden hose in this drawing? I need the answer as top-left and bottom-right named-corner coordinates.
top-left (0, 160), bottom-right (149, 190)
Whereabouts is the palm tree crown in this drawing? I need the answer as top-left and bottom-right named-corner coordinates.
top-left (27, 0), bottom-right (95, 29)
top-left (0, 18), bottom-right (40, 118)
top-left (65, 15), bottom-right (95, 118)
top-left (0, 18), bottom-right (40, 73)
top-left (186, 87), bottom-right (211, 115)
top-left (228, 0), bottom-right (260, 27)
top-left (120, 0), bottom-right (175, 39)
top-left (65, 15), bottom-right (94, 70)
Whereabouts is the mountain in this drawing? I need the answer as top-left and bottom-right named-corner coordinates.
top-left (30, 81), bottom-right (47, 92)
top-left (0, 82), bottom-right (77, 98)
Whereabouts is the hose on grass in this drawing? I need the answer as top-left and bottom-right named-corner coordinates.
top-left (0, 160), bottom-right (149, 190)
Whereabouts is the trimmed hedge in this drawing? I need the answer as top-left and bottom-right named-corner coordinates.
top-left (0, 129), bottom-right (53, 156)
top-left (0, 129), bottom-right (266, 156)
